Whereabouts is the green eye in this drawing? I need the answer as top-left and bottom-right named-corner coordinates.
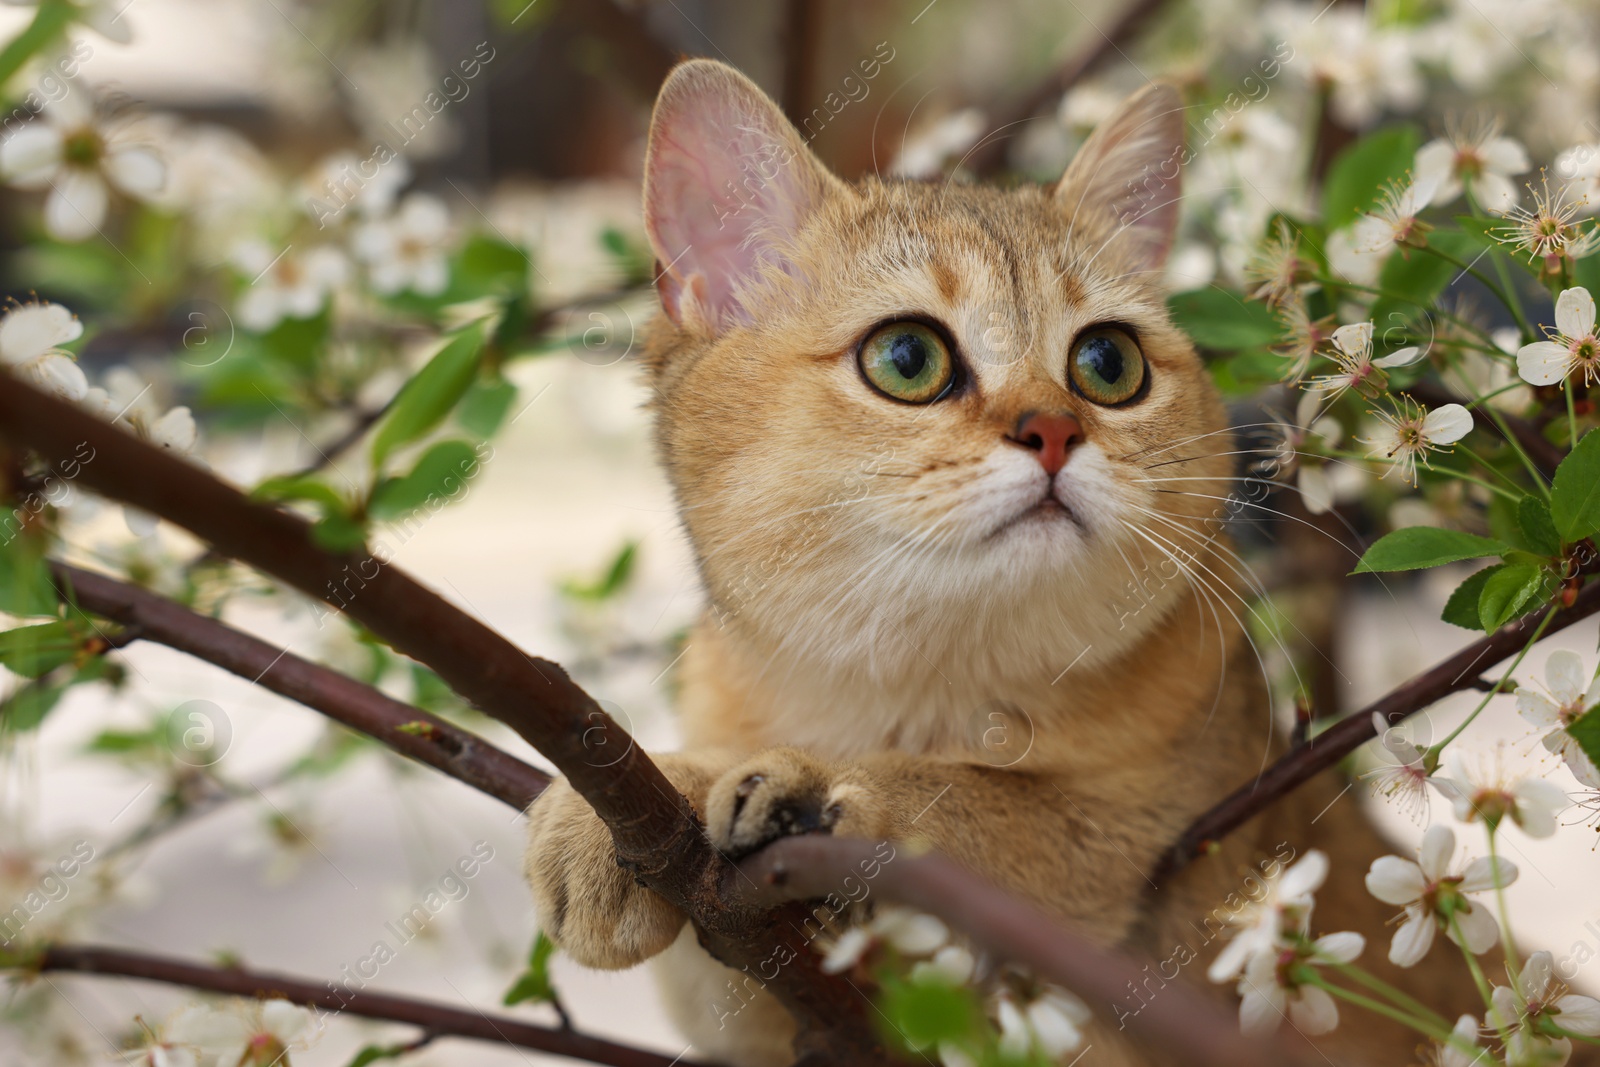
top-left (858, 321), bottom-right (954, 404)
top-left (1068, 327), bottom-right (1146, 405)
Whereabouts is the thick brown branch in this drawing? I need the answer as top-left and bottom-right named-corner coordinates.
top-left (1158, 577), bottom-right (1600, 880)
top-left (734, 837), bottom-right (1324, 1067)
top-left (0, 374), bottom-right (881, 1063)
top-left (968, 0), bottom-right (1171, 176)
top-left (49, 562), bottom-right (550, 810)
top-left (30, 943), bottom-right (713, 1067)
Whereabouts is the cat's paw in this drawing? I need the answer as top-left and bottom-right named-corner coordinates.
top-left (706, 748), bottom-right (868, 858)
top-left (523, 778), bottom-right (686, 970)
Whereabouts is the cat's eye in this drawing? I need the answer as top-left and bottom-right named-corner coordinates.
top-left (1068, 327), bottom-right (1146, 406)
top-left (858, 321), bottom-right (955, 404)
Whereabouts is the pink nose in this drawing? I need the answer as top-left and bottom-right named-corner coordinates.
top-left (1008, 411), bottom-right (1083, 475)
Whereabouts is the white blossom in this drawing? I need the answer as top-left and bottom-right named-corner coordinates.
top-left (1415, 119), bottom-right (1530, 212)
top-left (1489, 951), bottom-right (1600, 1067)
top-left (1360, 396), bottom-right (1473, 486)
top-left (1433, 748), bottom-right (1569, 838)
top-left (1364, 825), bottom-right (1514, 967)
top-left (0, 300), bottom-right (87, 400)
top-left (1518, 286), bottom-right (1600, 388)
top-left (1236, 930), bottom-right (1364, 1036)
top-left (1353, 173), bottom-right (1440, 255)
top-left (1306, 322), bottom-right (1421, 402)
top-left (352, 193), bottom-right (453, 296)
top-left (230, 241), bottom-right (349, 332)
top-left (1516, 651), bottom-right (1600, 789)
top-left (1206, 849), bottom-right (1328, 983)
top-left (0, 91), bottom-right (163, 241)
top-left (994, 987), bottom-right (1089, 1061)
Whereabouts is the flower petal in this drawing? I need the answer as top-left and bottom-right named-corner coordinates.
top-left (1524, 952), bottom-right (1557, 999)
top-left (1517, 340), bottom-right (1572, 386)
top-left (1280, 849), bottom-right (1329, 899)
top-left (1366, 855), bottom-right (1427, 905)
top-left (1025, 999), bottom-right (1084, 1059)
top-left (1289, 985), bottom-right (1340, 1035)
top-left (1389, 908), bottom-right (1436, 967)
top-left (27, 351), bottom-right (88, 401)
top-left (1451, 903), bottom-right (1502, 955)
top-left (1414, 141), bottom-right (1455, 204)
top-left (149, 406), bottom-right (196, 452)
top-left (1331, 322), bottom-right (1374, 359)
top-left (1422, 403), bottom-right (1473, 444)
top-left (105, 145), bottom-right (165, 198)
top-left (1238, 981), bottom-right (1286, 1036)
top-left (820, 928), bottom-right (871, 974)
top-left (1459, 855), bottom-right (1517, 893)
top-left (1556, 286), bottom-right (1596, 339)
top-left (261, 1000), bottom-right (309, 1044)
top-left (1517, 689), bottom-right (1564, 728)
top-left (0, 123), bottom-right (64, 187)
top-left (1545, 650), bottom-right (1588, 705)
top-left (1555, 995), bottom-right (1600, 1036)
top-left (1313, 930), bottom-right (1365, 964)
top-left (1484, 137), bottom-right (1531, 176)
top-left (1419, 824), bottom-right (1456, 881)
top-left (0, 301), bottom-right (82, 363)
top-left (44, 168), bottom-right (109, 241)
top-left (1473, 170), bottom-right (1519, 213)
top-left (1373, 345), bottom-right (1424, 368)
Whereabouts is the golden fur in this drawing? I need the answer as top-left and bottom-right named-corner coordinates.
top-left (525, 60), bottom-right (1490, 1066)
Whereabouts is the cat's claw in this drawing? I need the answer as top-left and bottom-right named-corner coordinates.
top-left (706, 748), bottom-right (850, 858)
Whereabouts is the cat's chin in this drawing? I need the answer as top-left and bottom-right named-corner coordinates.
top-left (983, 495), bottom-right (1083, 542)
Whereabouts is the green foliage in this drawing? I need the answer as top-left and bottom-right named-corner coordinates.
top-left (1478, 559), bottom-right (1553, 631)
top-left (560, 541), bottom-right (638, 602)
top-left (344, 1043), bottom-right (416, 1067)
top-left (1551, 430), bottom-right (1600, 542)
top-left (876, 974), bottom-right (985, 1054)
top-left (1165, 289), bottom-right (1283, 350)
top-left (1321, 125), bottom-right (1421, 232)
top-left (1517, 496), bottom-right (1562, 558)
top-left (503, 931), bottom-right (559, 1007)
top-left (0, 621), bottom-right (81, 678)
top-left (0, 535), bottom-right (62, 617)
top-left (0, 0), bottom-right (77, 85)
top-left (1352, 527), bottom-right (1509, 573)
top-left (369, 440), bottom-right (482, 521)
top-left (458, 377), bottom-right (518, 438)
top-left (1369, 232), bottom-right (1483, 327)
top-left (1569, 707), bottom-right (1600, 779)
top-left (371, 322), bottom-right (489, 465)
top-left (1442, 565), bottom-right (1502, 630)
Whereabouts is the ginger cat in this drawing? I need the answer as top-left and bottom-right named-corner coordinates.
top-left (524, 60), bottom-right (1485, 1066)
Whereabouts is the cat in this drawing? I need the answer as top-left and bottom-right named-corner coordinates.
top-left (523, 59), bottom-right (1487, 1066)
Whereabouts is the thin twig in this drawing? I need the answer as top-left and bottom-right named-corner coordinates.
top-left (28, 943), bottom-right (716, 1067)
top-left (50, 562), bottom-right (550, 810)
top-left (733, 836), bottom-right (1327, 1067)
top-left (1158, 578), bottom-right (1600, 880)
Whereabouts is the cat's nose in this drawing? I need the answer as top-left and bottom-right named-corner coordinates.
top-left (1006, 411), bottom-right (1083, 475)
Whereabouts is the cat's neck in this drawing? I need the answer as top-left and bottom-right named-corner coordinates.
top-left (675, 576), bottom-right (1252, 774)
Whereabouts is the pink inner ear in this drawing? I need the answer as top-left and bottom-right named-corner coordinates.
top-left (645, 82), bottom-right (816, 330)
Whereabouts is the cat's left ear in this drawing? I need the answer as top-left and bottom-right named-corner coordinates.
top-left (1053, 82), bottom-right (1186, 272)
top-left (643, 59), bottom-right (849, 335)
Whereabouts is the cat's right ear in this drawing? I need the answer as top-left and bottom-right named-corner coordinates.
top-left (643, 59), bottom-right (846, 336)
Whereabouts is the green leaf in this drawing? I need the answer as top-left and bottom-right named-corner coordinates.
top-left (1517, 496), bottom-right (1562, 557)
top-left (85, 727), bottom-right (164, 755)
top-left (0, 0), bottom-right (78, 85)
top-left (369, 440), bottom-right (483, 521)
top-left (1551, 429), bottom-right (1600, 542)
top-left (458, 378), bottom-right (518, 438)
top-left (1322, 125), bottom-right (1421, 232)
top-left (1478, 560), bottom-right (1552, 632)
top-left (1, 676), bottom-right (68, 732)
top-left (453, 235), bottom-right (530, 296)
top-left (877, 975), bottom-right (984, 1051)
top-left (1165, 289), bottom-right (1284, 350)
top-left (560, 541), bottom-right (637, 601)
top-left (252, 474), bottom-right (347, 514)
top-left (344, 1043), bottom-right (414, 1067)
top-left (1369, 232), bottom-right (1484, 328)
top-left (1442, 565), bottom-right (1503, 630)
top-left (370, 323), bottom-right (488, 465)
top-left (259, 308), bottom-right (331, 369)
top-left (0, 622), bottom-right (79, 679)
top-left (503, 931), bottom-right (558, 1006)
top-left (310, 512), bottom-right (368, 553)
top-left (1569, 706), bottom-right (1600, 781)
top-left (1352, 527), bottom-right (1509, 574)
top-left (0, 537), bottom-right (61, 617)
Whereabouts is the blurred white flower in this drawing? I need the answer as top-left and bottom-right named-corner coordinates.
top-left (230, 242), bottom-right (348, 332)
top-left (1236, 930), bottom-right (1364, 1036)
top-left (1425, 1014), bottom-right (1486, 1067)
top-left (1354, 173), bottom-right (1440, 255)
top-left (353, 193), bottom-right (452, 296)
top-left (1273, 4), bottom-right (1422, 126)
top-left (0, 91), bottom-right (164, 241)
top-left (1489, 951), bottom-right (1600, 1067)
top-left (994, 987), bottom-right (1089, 1061)
top-left (169, 998), bottom-right (315, 1067)
top-left (1518, 286), bottom-right (1600, 388)
top-left (1554, 142), bottom-right (1600, 215)
top-left (1245, 220), bottom-right (1308, 308)
top-left (1516, 650), bottom-right (1600, 789)
top-left (891, 108), bottom-right (985, 178)
top-left (1364, 825), bottom-right (1514, 967)
top-left (820, 905), bottom-right (952, 974)
top-left (300, 151), bottom-right (412, 225)
top-left (1326, 225), bottom-right (1387, 287)
top-left (1434, 748), bottom-right (1569, 838)
top-left (0, 300), bottom-right (87, 400)
top-left (82, 367), bottom-right (197, 535)
top-left (1206, 849), bottom-right (1328, 983)
top-left (1, 0), bottom-right (134, 42)
top-left (1360, 396), bottom-right (1472, 486)
top-left (1415, 119), bottom-right (1529, 212)
top-left (910, 944), bottom-right (977, 986)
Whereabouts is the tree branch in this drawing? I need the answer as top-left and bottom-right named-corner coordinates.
top-left (48, 561), bottom-right (550, 810)
top-left (0, 372), bottom-right (883, 1063)
top-left (968, 0), bottom-right (1171, 176)
top-left (734, 837), bottom-right (1326, 1067)
top-left (28, 942), bottom-right (715, 1067)
top-left (1157, 577), bottom-right (1600, 880)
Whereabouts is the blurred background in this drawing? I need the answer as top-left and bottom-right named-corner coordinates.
top-left (2, 0), bottom-right (1600, 1064)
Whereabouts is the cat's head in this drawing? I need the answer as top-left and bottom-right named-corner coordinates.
top-left (639, 60), bottom-right (1233, 684)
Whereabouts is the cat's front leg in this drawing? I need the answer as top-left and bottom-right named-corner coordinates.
top-left (523, 750), bottom-right (740, 969)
